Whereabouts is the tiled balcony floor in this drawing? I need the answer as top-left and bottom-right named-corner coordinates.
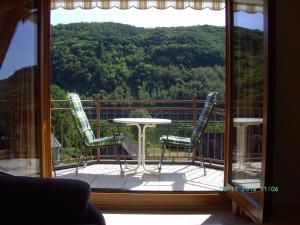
top-left (55, 164), bottom-right (224, 192)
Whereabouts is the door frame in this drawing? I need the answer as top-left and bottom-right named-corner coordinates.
top-left (41, 0), bottom-right (230, 210)
top-left (224, 0), bottom-right (275, 222)
top-left (40, 0), bottom-right (272, 214)
top-left (39, 0), bottom-right (52, 178)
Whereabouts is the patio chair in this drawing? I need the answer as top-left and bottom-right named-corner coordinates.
top-left (159, 92), bottom-right (217, 175)
top-left (67, 92), bottom-right (124, 175)
top-left (51, 133), bottom-right (62, 177)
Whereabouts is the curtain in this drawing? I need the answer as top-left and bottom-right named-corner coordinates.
top-left (9, 67), bottom-right (37, 160)
top-left (0, 0), bottom-right (40, 176)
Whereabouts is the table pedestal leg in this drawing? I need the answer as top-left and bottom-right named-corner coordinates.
top-left (137, 124), bottom-right (142, 166)
top-left (120, 124), bottom-right (141, 175)
top-left (236, 125), bottom-right (247, 169)
top-left (141, 124), bottom-right (160, 174)
top-left (121, 123), bottom-right (161, 175)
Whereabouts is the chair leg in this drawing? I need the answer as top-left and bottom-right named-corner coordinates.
top-left (76, 143), bottom-right (84, 176)
top-left (198, 146), bottom-right (206, 176)
top-left (192, 148), bottom-right (197, 162)
top-left (75, 155), bottom-right (81, 176)
top-left (114, 141), bottom-right (123, 175)
top-left (124, 154), bottom-right (128, 169)
top-left (52, 159), bottom-right (57, 178)
top-left (159, 144), bottom-right (166, 170)
top-left (83, 146), bottom-right (88, 167)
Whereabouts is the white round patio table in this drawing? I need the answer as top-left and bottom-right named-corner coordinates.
top-left (233, 118), bottom-right (263, 169)
top-left (113, 118), bottom-right (171, 174)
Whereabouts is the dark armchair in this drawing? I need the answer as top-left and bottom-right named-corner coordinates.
top-left (0, 174), bottom-right (106, 225)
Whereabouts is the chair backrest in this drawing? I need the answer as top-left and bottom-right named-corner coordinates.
top-left (51, 133), bottom-right (61, 149)
top-left (190, 92), bottom-right (217, 147)
top-left (67, 92), bottom-right (95, 145)
top-left (51, 133), bottom-right (62, 161)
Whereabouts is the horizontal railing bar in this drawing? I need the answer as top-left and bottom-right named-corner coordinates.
top-left (51, 99), bottom-right (225, 104)
top-left (51, 106), bottom-right (225, 112)
top-left (51, 99), bottom-right (262, 105)
top-left (51, 105), bottom-right (224, 112)
top-left (53, 158), bottom-right (225, 165)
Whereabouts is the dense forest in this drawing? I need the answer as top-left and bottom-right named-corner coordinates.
top-left (48, 22), bottom-right (263, 158)
top-left (51, 22), bottom-right (226, 100)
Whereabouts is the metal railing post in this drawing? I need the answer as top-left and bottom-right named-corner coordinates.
top-left (192, 94), bottom-right (197, 127)
top-left (96, 92), bottom-right (101, 161)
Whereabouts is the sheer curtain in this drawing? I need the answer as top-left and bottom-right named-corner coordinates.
top-left (9, 67), bottom-right (37, 160)
top-left (0, 0), bottom-right (40, 176)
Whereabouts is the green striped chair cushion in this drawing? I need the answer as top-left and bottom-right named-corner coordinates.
top-left (160, 135), bottom-right (192, 147)
top-left (190, 92), bottom-right (217, 147)
top-left (86, 135), bottom-right (124, 147)
top-left (68, 93), bottom-right (95, 143)
top-left (68, 92), bottom-right (124, 147)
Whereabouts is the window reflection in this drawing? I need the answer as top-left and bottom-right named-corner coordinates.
top-left (231, 0), bottom-right (264, 203)
top-left (0, 21), bottom-right (37, 80)
top-left (0, 1), bottom-right (39, 176)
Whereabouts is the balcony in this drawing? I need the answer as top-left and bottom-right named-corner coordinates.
top-left (51, 96), bottom-right (225, 192)
top-left (55, 164), bottom-right (224, 192)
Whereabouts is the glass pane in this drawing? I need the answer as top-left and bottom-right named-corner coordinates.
top-left (0, 1), bottom-right (40, 176)
top-left (50, 7), bottom-right (226, 189)
top-left (231, 0), bottom-right (264, 203)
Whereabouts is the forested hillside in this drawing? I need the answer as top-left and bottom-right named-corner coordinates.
top-left (51, 22), bottom-right (225, 100)
top-left (51, 22), bottom-right (263, 101)
top-left (49, 22), bottom-right (264, 154)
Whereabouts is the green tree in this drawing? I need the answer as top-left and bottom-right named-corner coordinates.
top-left (51, 84), bottom-right (79, 151)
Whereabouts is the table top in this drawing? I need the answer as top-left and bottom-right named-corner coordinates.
top-left (233, 118), bottom-right (263, 126)
top-left (113, 118), bottom-right (172, 125)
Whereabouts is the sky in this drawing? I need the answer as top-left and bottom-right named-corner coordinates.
top-left (234, 11), bottom-right (263, 31)
top-left (0, 7), bottom-right (263, 80)
top-left (0, 21), bottom-right (37, 80)
top-left (51, 7), bottom-right (226, 27)
top-left (51, 7), bottom-right (263, 30)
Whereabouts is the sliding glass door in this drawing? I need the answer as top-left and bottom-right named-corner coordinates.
top-left (0, 0), bottom-right (44, 176)
top-left (226, 0), bottom-right (272, 222)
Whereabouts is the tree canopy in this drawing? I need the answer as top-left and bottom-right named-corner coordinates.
top-left (51, 22), bottom-right (225, 100)
top-left (51, 22), bottom-right (263, 102)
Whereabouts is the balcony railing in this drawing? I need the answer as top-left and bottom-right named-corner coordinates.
top-left (51, 96), bottom-right (226, 168)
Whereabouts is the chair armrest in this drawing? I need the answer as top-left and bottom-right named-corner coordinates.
top-left (161, 122), bottom-right (194, 138)
top-left (85, 203), bottom-right (106, 225)
top-left (95, 121), bottom-right (124, 136)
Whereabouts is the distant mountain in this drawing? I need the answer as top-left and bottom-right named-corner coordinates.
top-left (51, 22), bottom-right (227, 99)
